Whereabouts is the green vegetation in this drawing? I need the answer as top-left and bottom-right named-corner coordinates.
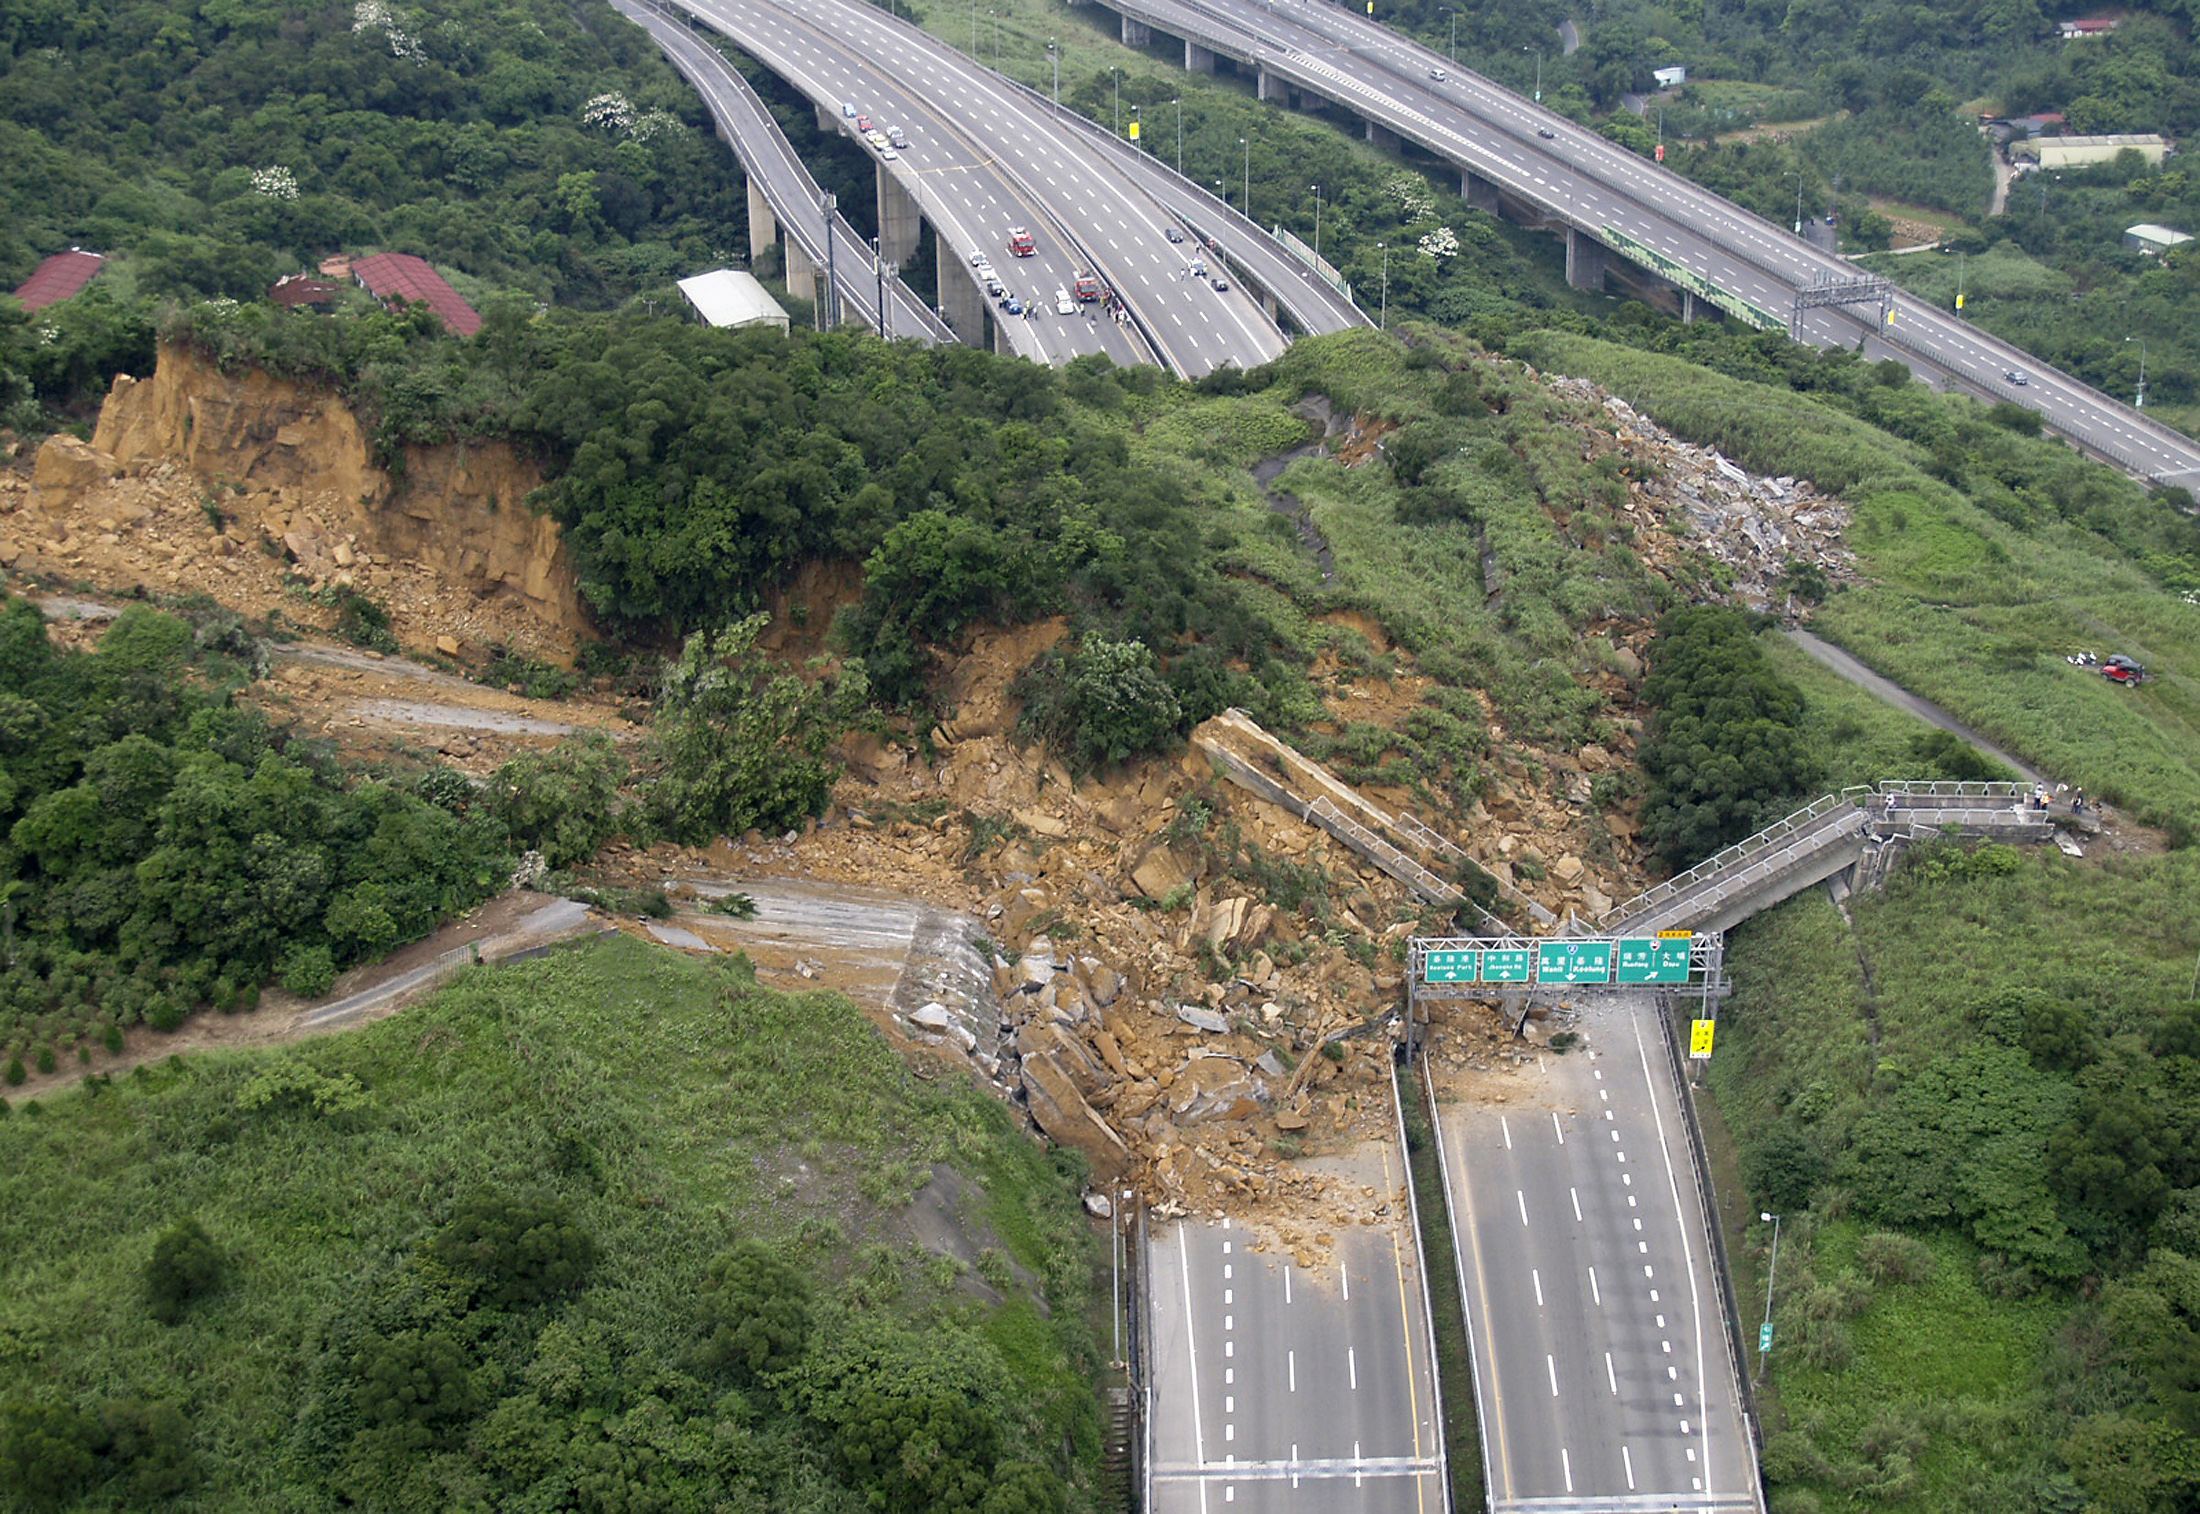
top-left (0, 937), bottom-right (1103, 1510)
top-left (1710, 848), bottom-right (2200, 1512)
top-left (0, 593), bottom-right (511, 1050)
top-left (1514, 328), bottom-right (2200, 832)
top-left (0, 0), bottom-right (746, 428)
top-left (1637, 606), bottom-right (1817, 867)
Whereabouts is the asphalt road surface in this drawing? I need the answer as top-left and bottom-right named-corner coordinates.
top-left (1436, 994), bottom-right (1760, 1514)
top-left (1112, 0), bottom-right (2200, 483)
top-left (1148, 1148), bottom-right (1445, 1512)
top-left (681, 0), bottom-right (1288, 375)
top-left (613, 0), bottom-right (950, 341)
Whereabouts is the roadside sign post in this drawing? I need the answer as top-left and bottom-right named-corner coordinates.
top-left (1689, 1019), bottom-right (1716, 1059)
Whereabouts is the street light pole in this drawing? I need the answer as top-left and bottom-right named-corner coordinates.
top-left (1312, 183), bottom-right (1323, 262)
top-left (1048, 39), bottom-right (1059, 108)
top-left (1174, 97), bottom-right (1183, 176)
top-left (1113, 66), bottom-right (1120, 136)
top-left (1378, 241), bottom-right (1389, 330)
top-left (1756, 1211), bottom-right (1782, 1383)
top-left (871, 236), bottom-right (887, 339)
top-left (1793, 175), bottom-right (1803, 236)
top-left (1241, 135), bottom-right (1251, 219)
top-left (2130, 335), bottom-right (2148, 409)
top-left (1448, 8), bottom-right (1457, 63)
top-left (1525, 47), bottom-right (1542, 103)
top-left (820, 191), bottom-right (838, 330)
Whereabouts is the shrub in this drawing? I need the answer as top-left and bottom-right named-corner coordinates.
top-left (331, 591), bottom-right (398, 654)
top-left (484, 734), bottom-right (626, 868)
top-left (1015, 637), bottom-right (1185, 772)
top-left (353, 1328), bottom-right (480, 1436)
top-left (696, 1243), bottom-right (812, 1385)
top-left (430, 1195), bottom-right (595, 1310)
top-left (144, 1218), bottom-right (225, 1324)
top-left (1855, 1231), bottom-right (1936, 1287)
top-left (3, 1058), bottom-right (22, 1087)
top-left (277, 944), bottom-right (337, 999)
top-left (33, 1047), bottom-right (55, 1075)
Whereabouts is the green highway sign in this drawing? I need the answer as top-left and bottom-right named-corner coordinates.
top-left (1759, 1322), bottom-right (1774, 1354)
top-left (1425, 949), bottom-right (1477, 983)
top-left (1480, 948), bottom-right (1534, 983)
top-left (1617, 936), bottom-right (1694, 984)
top-left (1537, 940), bottom-right (1614, 985)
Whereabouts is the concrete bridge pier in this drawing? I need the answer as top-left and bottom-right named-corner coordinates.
top-left (1257, 66), bottom-right (1282, 102)
top-left (1186, 39), bottom-right (1214, 72)
top-left (783, 238), bottom-right (818, 305)
top-left (1121, 14), bottom-right (1150, 45)
top-left (1565, 226), bottom-right (1607, 292)
top-left (746, 179), bottom-right (778, 264)
top-left (1682, 290), bottom-right (1698, 324)
top-left (876, 166), bottom-right (921, 266)
top-left (817, 104), bottom-right (839, 133)
top-left (1366, 119), bottom-right (1398, 151)
top-left (1462, 170), bottom-right (1500, 216)
top-left (937, 261), bottom-right (987, 348)
top-left (1262, 290), bottom-right (1278, 321)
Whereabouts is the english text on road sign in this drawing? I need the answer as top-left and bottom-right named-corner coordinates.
top-left (1618, 936), bottom-right (1693, 984)
top-left (1424, 949), bottom-right (1476, 983)
top-left (1537, 939), bottom-right (1614, 984)
top-left (1690, 1019), bottom-right (1716, 1058)
top-left (1480, 947), bottom-right (1534, 983)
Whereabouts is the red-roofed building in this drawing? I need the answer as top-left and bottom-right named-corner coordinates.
top-left (2058, 17), bottom-right (2120, 37)
top-left (350, 251), bottom-right (481, 336)
top-left (13, 249), bottom-right (105, 312)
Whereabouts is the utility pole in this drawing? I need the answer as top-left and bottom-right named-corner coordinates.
top-left (1312, 182), bottom-right (1323, 262)
top-left (1524, 46), bottom-right (1542, 103)
top-left (821, 191), bottom-right (838, 330)
top-left (2130, 334), bottom-right (2148, 408)
top-left (1755, 1211), bottom-right (1782, 1384)
top-left (1378, 241), bottom-right (1389, 329)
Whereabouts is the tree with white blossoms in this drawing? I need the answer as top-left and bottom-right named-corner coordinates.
top-left (1417, 225), bottom-right (1459, 260)
top-left (353, 0), bottom-right (424, 60)
top-left (250, 166), bottom-right (299, 201)
top-left (582, 92), bottom-right (635, 132)
top-left (1386, 173), bottom-right (1435, 223)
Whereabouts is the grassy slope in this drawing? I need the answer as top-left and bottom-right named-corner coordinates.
top-left (0, 936), bottom-right (1100, 1506)
top-left (1516, 329), bottom-right (2200, 825)
top-left (1710, 851), bottom-right (2200, 1510)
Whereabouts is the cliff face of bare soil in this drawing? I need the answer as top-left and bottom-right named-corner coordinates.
top-left (45, 343), bottom-right (588, 654)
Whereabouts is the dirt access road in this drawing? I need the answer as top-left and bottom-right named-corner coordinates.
top-left (1783, 627), bottom-right (2043, 784)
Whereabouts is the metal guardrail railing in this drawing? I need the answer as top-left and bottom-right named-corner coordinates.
top-left (1392, 812), bottom-right (1550, 929)
top-left (1305, 796), bottom-right (1463, 907)
top-left (1387, 1053), bottom-right (1455, 1511)
top-left (1611, 813), bottom-right (1866, 933)
top-left (1877, 779), bottom-right (2028, 799)
top-left (1653, 993), bottom-right (1770, 1514)
top-left (1419, 1052), bottom-right (1495, 1511)
top-left (1599, 788), bottom-right (1872, 929)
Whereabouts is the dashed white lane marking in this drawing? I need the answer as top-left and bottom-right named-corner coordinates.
top-left (1552, 1112), bottom-right (1566, 1145)
top-left (1500, 1115), bottom-right (1513, 1150)
top-left (1560, 1446), bottom-right (1573, 1492)
top-left (1606, 1352), bottom-right (1618, 1395)
top-left (1589, 1267), bottom-right (1601, 1305)
top-left (1571, 1188), bottom-right (1583, 1222)
top-left (1546, 1355), bottom-right (1559, 1396)
top-left (1340, 1264), bottom-right (1350, 1302)
top-left (1349, 1347), bottom-right (1358, 1390)
top-left (1623, 1445), bottom-right (1637, 1490)
top-left (1517, 1191), bottom-right (1529, 1226)
top-left (1531, 1269), bottom-right (1543, 1307)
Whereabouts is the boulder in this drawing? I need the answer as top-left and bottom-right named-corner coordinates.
top-left (1202, 895), bottom-right (1253, 951)
top-left (31, 435), bottom-right (120, 504)
top-left (909, 1002), bottom-right (955, 1033)
top-left (1176, 1003), bottom-right (1230, 1034)
top-left (1129, 842), bottom-right (1192, 901)
top-left (1013, 806), bottom-right (1070, 839)
top-left (1551, 854), bottom-right (1587, 887)
top-left (1022, 1054), bottom-right (1129, 1178)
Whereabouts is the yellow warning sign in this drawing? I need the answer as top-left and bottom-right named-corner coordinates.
top-left (1128, 120), bottom-right (1140, 140)
top-left (1689, 1019), bottom-right (1716, 1058)
top-left (1657, 929), bottom-right (1694, 940)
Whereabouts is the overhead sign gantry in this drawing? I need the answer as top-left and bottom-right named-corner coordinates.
top-left (1409, 930), bottom-right (1726, 999)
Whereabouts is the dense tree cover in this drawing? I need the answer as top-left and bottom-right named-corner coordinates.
top-left (0, 940), bottom-right (1105, 1510)
top-left (1014, 636), bottom-right (1186, 772)
top-left (1712, 850), bottom-right (2200, 1511)
top-left (0, 594), bottom-right (512, 1053)
top-left (0, 0), bottom-right (742, 304)
top-left (1636, 605), bottom-right (1819, 866)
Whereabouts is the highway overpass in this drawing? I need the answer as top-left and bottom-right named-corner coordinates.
top-left (1083, 0), bottom-right (2200, 484)
top-left (664, 0), bottom-right (1304, 375)
top-left (614, 0), bottom-right (953, 343)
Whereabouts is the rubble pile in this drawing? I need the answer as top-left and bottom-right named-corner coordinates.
top-left (1547, 375), bottom-right (1860, 612)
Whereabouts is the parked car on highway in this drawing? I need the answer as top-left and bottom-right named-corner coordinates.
top-left (840, 101), bottom-right (857, 118)
top-left (887, 126), bottom-right (908, 148)
top-left (1209, 274), bottom-right (1230, 291)
top-left (855, 113), bottom-right (872, 132)
top-left (879, 146), bottom-right (898, 160)
top-left (1008, 227), bottom-right (1036, 257)
top-left (1165, 225), bottom-right (1185, 243)
top-left (2005, 369), bottom-right (2028, 385)
top-left (984, 275), bottom-right (1005, 297)
top-left (865, 129), bottom-right (887, 148)
top-left (1054, 287), bottom-right (1075, 314)
top-left (1001, 294), bottom-right (1023, 315)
